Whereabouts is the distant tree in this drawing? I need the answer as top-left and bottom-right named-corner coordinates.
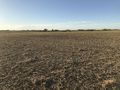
top-left (102, 29), bottom-right (111, 31)
top-left (64, 29), bottom-right (71, 32)
top-left (51, 29), bottom-right (59, 32)
top-left (54, 29), bottom-right (59, 32)
top-left (77, 29), bottom-right (84, 31)
top-left (43, 28), bottom-right (48, 32)
top-left (86, 29), bottom-right (95, 31)
top-left (51, 29), bottom-right (54, 32)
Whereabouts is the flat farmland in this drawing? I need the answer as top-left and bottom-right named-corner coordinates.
top-left (0, 31), bottom-right (120, 90)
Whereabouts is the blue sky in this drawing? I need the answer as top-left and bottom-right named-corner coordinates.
top-left (0, 0), bottom-right (120, 30)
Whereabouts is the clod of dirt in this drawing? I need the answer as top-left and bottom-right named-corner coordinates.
top-left (32, 79), bottom-right (42, 90)
top-left (45, 78), bottom-right (55, 88)
top-left (35, 79), bottom-right (41, 86)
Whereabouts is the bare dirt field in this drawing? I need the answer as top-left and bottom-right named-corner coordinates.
top-left (0, 31), bottom-right (120, 90)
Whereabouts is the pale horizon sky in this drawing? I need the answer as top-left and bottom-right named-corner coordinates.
top-left (0, 0), bottom-right (120, 30)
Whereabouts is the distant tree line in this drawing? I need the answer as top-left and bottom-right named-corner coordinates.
top-left (0, 29), bottom-right (119, 32)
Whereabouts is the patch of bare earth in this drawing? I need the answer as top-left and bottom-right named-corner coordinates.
top-left (0, 31), bottom-right (120, 90)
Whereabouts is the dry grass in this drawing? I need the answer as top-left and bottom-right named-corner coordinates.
top-left (0, 31), bottom-right (120, 90)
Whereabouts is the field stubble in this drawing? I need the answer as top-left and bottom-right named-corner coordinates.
top-left (0, 31), bottom-right (120, 90)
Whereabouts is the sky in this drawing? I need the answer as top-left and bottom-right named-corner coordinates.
top-left (0, 0), bottom-right (120, 30)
